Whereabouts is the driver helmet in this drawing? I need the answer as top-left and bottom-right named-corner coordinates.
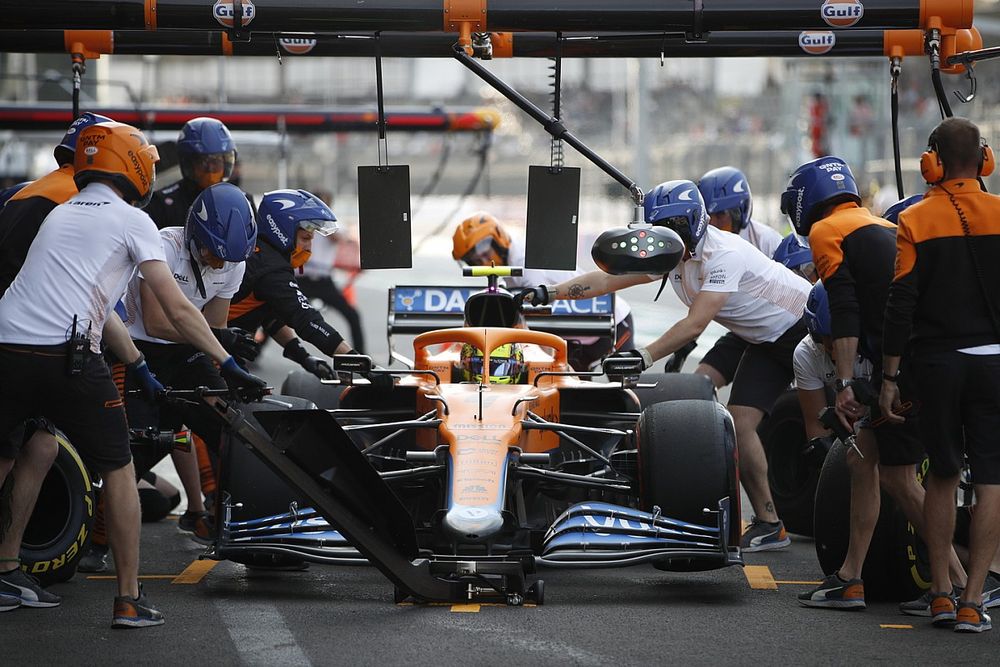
top-left (460, 342), bottom-right (526, 384)
top-left (177, 117), bottom-right (237, 190)
top-left (452, 212), bottom-right (511, 266)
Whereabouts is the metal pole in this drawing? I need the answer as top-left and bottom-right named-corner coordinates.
top-left (5, 1), bottom-right (948, 33)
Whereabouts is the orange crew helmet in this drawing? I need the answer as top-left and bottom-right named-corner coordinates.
top-left (452, 211), bottom-right (512, 266)
top-left (73, 122), bottom-right (160, 208)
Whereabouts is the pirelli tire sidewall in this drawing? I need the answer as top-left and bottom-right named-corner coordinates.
top-left (19, 432), bottom-right (95, 586)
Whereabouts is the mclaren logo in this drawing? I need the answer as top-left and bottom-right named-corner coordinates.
top-left (678, 189), bottom-right (694, 202)
top-left (273, 198), bottom-right (297, 211)
top-left (821, 0), bottom-right (864, 29)
top-left (266, 213), bottom-right (289, 247)
top-left (279, 36), bottom-right (318, 55)
top-left (799, 31), bottom-right (836, 56)
top-left (733, 179), bottom-right (747, 193)
top-left (213, 0), bottom-right (256, 28)
top-left (196, 201), bottom-right (209, 221)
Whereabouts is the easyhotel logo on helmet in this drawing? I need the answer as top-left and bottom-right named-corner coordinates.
top-left (799, 31), bottom-right (836, 55)
top-left (213, 0), bottom-right (256, 28)
top-left (821, 0), bottom-right (864, 28)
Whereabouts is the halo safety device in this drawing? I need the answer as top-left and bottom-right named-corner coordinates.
top-left (804, 280), bottom-right (832, 339)
top-left (780, 156), bottom-right (861, 238)
top-left (919, 136), bottom-right (995, 185)
top-left (642, 179), bottom-right (709, 254)
top-left (452, 212), bottom-right (511, 266)
top-left (460, 342), bottom-right (526, 385)
top-left (881, 194), bottom-right (923, 225)
top-left (772, 232), bottom-right (815, 279)
top-left (177, 117), bottom-right (237, 190)
top-left (73, 121), bottom-right (159, 209)
top-left (55, 111), bottom-right (113, 164)
top-left (185, 182), bottom-right (258, 264)
top-left (698, 166), bottom-right (753, 231)
top-left (257, 189), bottom-right (339, 253)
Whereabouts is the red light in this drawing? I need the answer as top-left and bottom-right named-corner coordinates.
top-left (640, 250), bottom-right (647, 257)
top-left (639, 231), bottom-right (646, 238)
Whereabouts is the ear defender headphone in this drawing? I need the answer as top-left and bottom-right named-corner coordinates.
top-left (920, 134), bottom-right (995, 184)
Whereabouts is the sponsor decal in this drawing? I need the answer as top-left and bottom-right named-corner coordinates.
top-left (196, 201), bottom-right (209, 221)
top-left (273, 198), bottom-right (297, 211)
top-left (266, 213), bottom-right (290, 247)
top-left (213, 0), bottom-right (256, 29)
top-left (173, 273), bottom-right (190, 284)
top-left (831, 173), bottom-right (846, 182)
top-left (799, 31), bottom-right (837, 55)
top-left (821, 0), bottom-right (864, 29)
top-left (392, 286), bottom-right (612, 315)
top-left (818, 161), bottom-right (844, 173)
top-left (83, 146), bottom-right (98, 156)
top-left (279, 36), bottom-right (318, 55)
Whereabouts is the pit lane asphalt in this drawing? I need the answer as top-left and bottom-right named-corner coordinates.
top-left (8, 270), bottom-right (998, 663)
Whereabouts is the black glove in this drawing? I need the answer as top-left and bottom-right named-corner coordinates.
top-left (212, 327), bottom-right (260, 361)
top-left (283, 338), bottom-right (334, 380)
top-left (803, 435), bottom-right (835, 467)
top-left (363, 369), bottom-right (395, 391)
top-left (662, 339), bottom-right (698, 373)
top-left (219, 356), bottom-right (268, 402)
top-left (608, 348), bottom-right (649, 372)
top-left (517, 285), bottom-right (550, 306)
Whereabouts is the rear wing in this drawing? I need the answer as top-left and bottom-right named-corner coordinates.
top-left (387, 285), bottom-right (615, 367)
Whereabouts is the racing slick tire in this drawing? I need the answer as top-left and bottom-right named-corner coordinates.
top-left (632, 372), bottom-right (715, 409)
top-left (813, 441), bottom-right (926, 601)
top-left (280, 370), bottom-right (343, 409)
top-left (19, 433), bottom-right (95, 586)
top-left (637, 400), bottom-right (739, 571)
top-left (758, 389), bottom-right (818, 537)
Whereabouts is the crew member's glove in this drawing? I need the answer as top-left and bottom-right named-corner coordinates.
top-left (126, 353), bottom-right (165, 401)
top-left (283, 338), bottom-right (334, 380)
top-left (663, 339), bottom-right (697, 373)
top-left (343, 348), bottom-right (395, 391)
top-left (608, 348), bottom-right (652, 371)
top-left (220, 356), bottom-right (269, 402)
top-left (212, 327), bottom-right (260, 361)
top-left (517, 285), bottom-right (551, 306)
top-left (802, 435), bottom-right (835, 467)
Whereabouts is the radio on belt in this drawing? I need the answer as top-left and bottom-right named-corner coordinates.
top-left (66, 314), bottom-right (90, 377)
top-left (591, 224), bottom-right (685, 275)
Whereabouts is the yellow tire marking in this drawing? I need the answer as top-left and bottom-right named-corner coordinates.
top-left (743, 565), bottom-right (778, 590)
top-left (172, 559), bottom-right (218, 584)
top-left (774, 580), bottom-right (823, 586)
top-left (86, 574), bottom-right (178, 581)
top-left (880, 624), bottom-right (913, 630)
top-left (450, 603), bottom-right (481, 613)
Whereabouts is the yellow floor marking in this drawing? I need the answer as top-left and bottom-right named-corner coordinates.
top-left (450, 604), bottom-right (481, 613)
top-left (86, 574), bottom-right (178, 581)
top-left (774, 580), bottom-right (823, 586)
top-left (880, 624), bottom-right (913, 630)
top-left (172, 559), bottom-right (218, 584)
top-left (743, 565), bottom-right (778, 590)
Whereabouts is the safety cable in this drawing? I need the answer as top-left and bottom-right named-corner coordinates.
top-left (927, 29), bottom-right (953, 119)
top-left (549, 33), bottom-right (564, 171)
top-left (889, 57), bottom-right (904, 200)
top-left (70, 51), bottom-right (85, 120)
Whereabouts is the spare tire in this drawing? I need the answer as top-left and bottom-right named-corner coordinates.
top-left (759, 389), bottom-right (820, 537)
top-left (280, 370), bottom-right (343, 409)
top-left (632, 372), bottom-right (715, 409)
top-left (20, 433), bottom-right (94, 586)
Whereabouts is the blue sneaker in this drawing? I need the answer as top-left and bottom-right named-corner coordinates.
top-left (0, 592), bottom-right (20, 612)
top-left (798, 573), bottom-right (866, 610)
top-left (0, 568), bottom-right (60, 608)
top-left (955, 601), bottom-right (992, 633)
top-left (740, 517), bottom-right (791, 553)
top-left (982, 572), bottom-right (1000, 610)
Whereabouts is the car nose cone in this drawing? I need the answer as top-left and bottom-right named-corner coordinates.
top-left (442, 505), bottom-right (504, 542)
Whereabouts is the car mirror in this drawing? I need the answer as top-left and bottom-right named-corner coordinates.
top-left (602, 355), bottom-right (643, 387)
top-left (333, 354), bottom-right (373, 374)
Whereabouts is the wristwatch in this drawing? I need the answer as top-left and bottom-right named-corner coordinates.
top-left (834, 378), bottom-right (853, 393)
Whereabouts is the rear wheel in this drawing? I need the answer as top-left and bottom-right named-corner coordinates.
top-left (20, 433), bottom-right (94, 586)
top-left (637, 400), bottom-right (739, 570)
top-left (759, 389), bottom-right (819, 537)
top-left (280, 370), bottom-right (342, 409)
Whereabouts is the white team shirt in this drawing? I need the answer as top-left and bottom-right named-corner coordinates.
top-left (667, 226), bottom-right (810, 344)
top-left (123, 226), bottom-right (245, 344)
top-left (0, 183), bottom-right (166, 352)
top-left (792, 335), bottom-right (873, 391)
top-left (739, 219), bottom-right (783, 259)
top-left (504, 236), bottom-right (631, 325)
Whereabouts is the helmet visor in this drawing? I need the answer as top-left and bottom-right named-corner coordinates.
top-left (461, 348), bottom-right (524, 383)
top-left (658, 215), bottom-right (693, 248)
top-left (460, 236), bottom-right (497, 266)
top-left (300, 218), bottom-right (339, 237)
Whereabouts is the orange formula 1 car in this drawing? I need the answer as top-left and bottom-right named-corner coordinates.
top-left (205, 266), bottom-right (742, 605)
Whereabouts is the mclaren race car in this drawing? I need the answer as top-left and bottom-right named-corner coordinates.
top-left (205, 266), bottom-right (742, 605)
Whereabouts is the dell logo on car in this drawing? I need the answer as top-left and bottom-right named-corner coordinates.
top-left (213, 0), bottom-right (256, 29)
top-left (799, 31), bottom-right (837, 55)
top-left (821, 0), bottom-right (864, 28)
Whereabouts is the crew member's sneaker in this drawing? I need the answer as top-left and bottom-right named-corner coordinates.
top-left (78, 543), bottom-right (110, 573)
top-left (177, 510), bottom-right (209, 534)
top-left (982, 572), bottom-right (1000, 610)
top-left (740, 517), bottom-right (791, 553)
top-left (798, 573), bottom-right (866, 610)
top-left (112, 585), bottom-right (164, 629)
top-left (954, 601), bottom-right (992, 633)
top-left (0, 568), bottom-right (61, 608)
top-left (930, 592), bottom-right (958, 626)
top-left (191, 514), bottom-right (217, 546)
top-left (0, 592), bottom-right (21, 612)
